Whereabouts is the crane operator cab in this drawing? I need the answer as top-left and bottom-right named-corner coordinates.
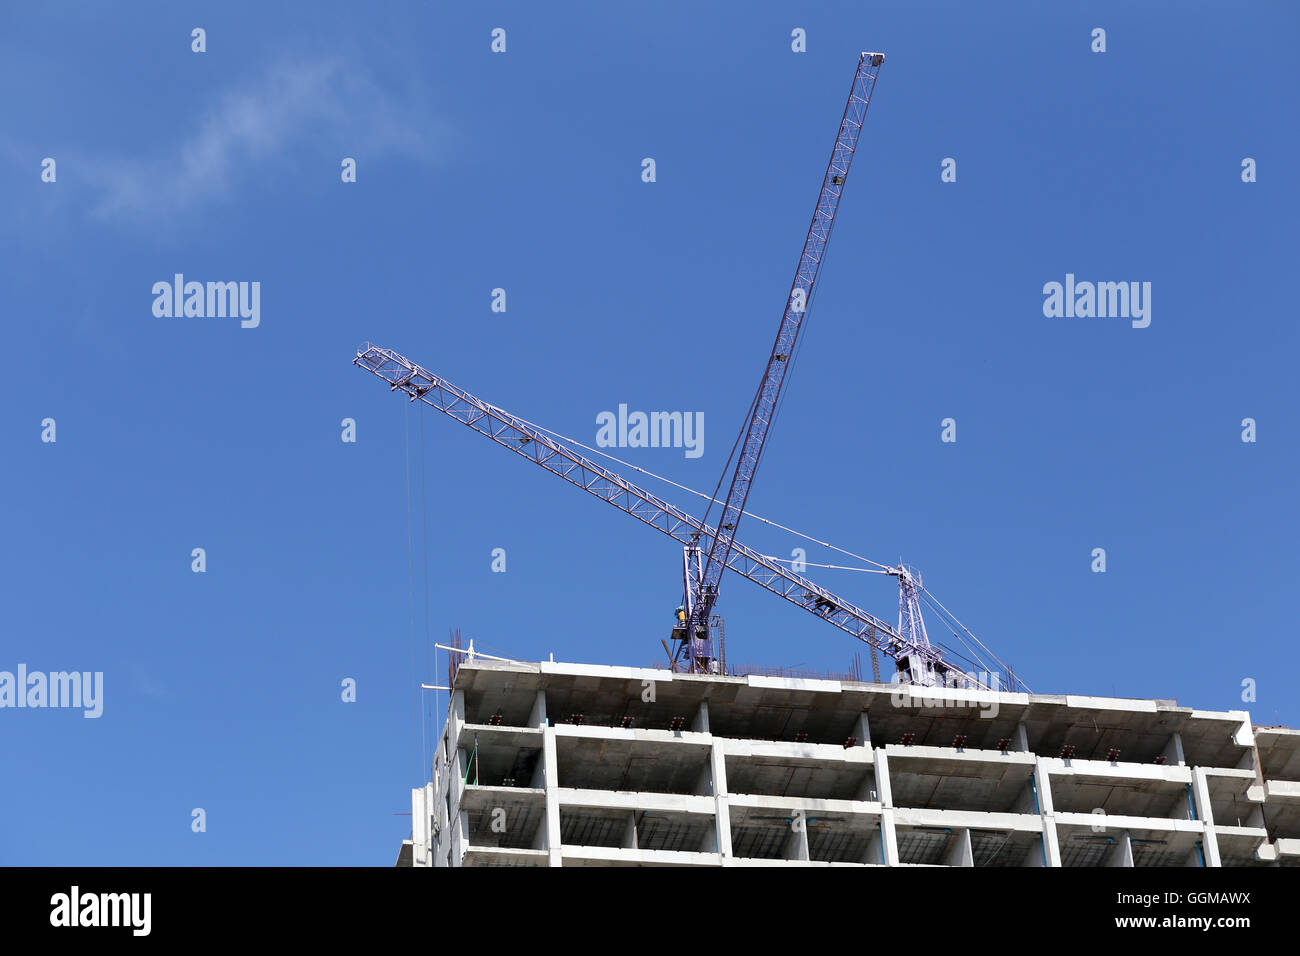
top-left (669, 605), bottom-right (688, 643)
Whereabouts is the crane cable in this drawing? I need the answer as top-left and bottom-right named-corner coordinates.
top-left (419, 408), bottom-right (436, 781)
top-left (481, 397), bottom-right (1026, 689)
top-left (919, 587), bottom-right (1023, 689)
top-left (501, 407), bottom-right (893, 572)
top-left (404, 404), bottom-right (426, 787)
top-left (495, 406), bottom-right (1029, 688)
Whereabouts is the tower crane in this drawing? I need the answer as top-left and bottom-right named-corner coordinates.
top-left (356, 52), bottom-right (1020, 691)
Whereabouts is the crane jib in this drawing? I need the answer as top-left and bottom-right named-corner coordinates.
top-left (351, 344), bottom-right (929, 657)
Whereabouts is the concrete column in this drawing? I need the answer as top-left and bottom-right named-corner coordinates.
top-left (877, 809), bottom-right (899, 865)
top-left (1032, 757), bottom-right (1055, 814)
top-left (785, 814), bottom-right (811, 862)
top-left (692, 700), bottom-right (710, 734)
top-left (528, 689), bottom-right (548, 729)
top-left (410, 784), bottom-right (432, 867)
top-left (1014, 779), bottom-right (1038, 815)
top-left (865, 827), bottom-right (885, 865)
top-left (854, 711), bottom-right (872, 748)
top-left (855, 768), bottom-right (880, 803)
top-left (1103, 831), bottom-right (1134, 867)
top-left (698, 819), bottom-right (717, 853)
top-left (942, 828), bottom-right (974, 867)
top-left (434, 752), bottom-right (450, 865)
top-left (1032, 756), bottom-right (1061, 866)
top-left (1015, 758), bottom-right (1053, 816)
top-left (446, 769), bottom-right (466, 865)
top-left (423, 782), bottom-right (437, 865)
top-left (445, 744), bottom-right (465, 865)
top-left (709, 741), bottom-right (732, 861)
top-left (443, 695), bottom-right (469, 864)
top-left (865, 756), bottom-right (899, 865)
top-left (1233, 719), bottom-right (1257, 769)
top-left (454, 809), bottom-right (469, 864)
top-left (694, 760), bottom-right (713, 796)
top-left (1190, 768), bottom-right (1222, 867)
top-left (1040, 819), bottom-right (1062, 867)
top-left (449, 746), bottom-right (466, 812)
top-left (874, 748), bottom-right (894, 808)
top-left (449, 689), bottom-right (466, 744)
top-left (1161, 732), bottom-right (1185, 767)
top-left (1013, 721), bottom-right (1030, 753)
top-left (624, 812), bottom-right (639, 850)
top-left (541, 727), bottom-right (562, 867)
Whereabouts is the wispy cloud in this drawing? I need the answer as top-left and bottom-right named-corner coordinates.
top-left (129, 664), bottom-right (170, 701)
top-left (87, 57), bottom-right (442, 221)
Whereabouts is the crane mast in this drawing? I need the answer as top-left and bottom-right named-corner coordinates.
top-left (687, 51), bottom-right (885, 666)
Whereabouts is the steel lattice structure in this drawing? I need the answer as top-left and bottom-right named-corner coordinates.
top-left (356, 52), bottom-right (1009, 690)
top-left (691, 51), bottom-right (886, 646)
top-left (354, 344), bottom-right (986, 687)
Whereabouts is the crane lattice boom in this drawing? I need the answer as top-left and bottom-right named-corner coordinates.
top-left (692, 51), bottom-right (886, 644)
top-left (354, 344), bottom-right (987, 687)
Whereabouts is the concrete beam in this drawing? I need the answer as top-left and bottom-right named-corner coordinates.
top-left (721, 737), bottom-right (873, 764)
top-left (555, 788), bottom-right (715, 815)
top-left (1054, 811), bottom-right (1205, 834)
top-left (892, 807), bottom-right (1044, 833)
top-left (461, 847), bottom-right (548, 867)
top-left (559, 845), bottom-right (720, 866)
top-left (554, 723), bottom-right (713, 748)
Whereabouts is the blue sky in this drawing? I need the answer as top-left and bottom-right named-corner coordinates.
top-left (2, 2), bottom-right (1297, 865)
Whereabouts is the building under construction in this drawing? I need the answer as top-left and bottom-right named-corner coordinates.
top-left (395, 658), bottom-right (1300, 867)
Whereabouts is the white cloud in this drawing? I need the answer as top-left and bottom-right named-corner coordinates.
top-left (88, 57), bottom-right (441, 220)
